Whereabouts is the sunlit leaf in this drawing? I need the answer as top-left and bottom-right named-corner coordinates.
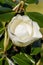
top-left (26, 2), bottom-right (43, 14)
top-left (12, 53), bottom-right (35, 65)
top-left (31, 47), bottom-right (41, 55)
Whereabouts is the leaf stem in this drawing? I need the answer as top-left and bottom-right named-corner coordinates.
top-left (4, 28), bottom-right (9, 53)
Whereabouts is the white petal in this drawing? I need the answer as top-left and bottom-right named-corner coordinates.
top-left (12, 37), bottom-right (36, 47)
top-left (15, 23), bottom-right (27, 37)
top-left (14, 22), bottom-right (33, 42)
top-left (22, 15), bottom-right (31, 21)
top-left (16, 14), bottom-right (22, 20)
top-left (33, 22), bottom-right (42, 38)
top-left (26, 24), bottom-right (32, 35)
top-left (33, 22), bottom-right (40, 30)
top-left (22, 15), bottom-right (32, 24)
top-left (9, 15), bottom-right (23, 34)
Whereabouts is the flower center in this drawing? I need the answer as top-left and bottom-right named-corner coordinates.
top-left (14, 23), bottom-right (33, 41)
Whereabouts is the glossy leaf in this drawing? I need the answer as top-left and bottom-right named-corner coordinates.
top-left (0, 7), bottom-right (12, 14)
top-left (31, 47), bottom-right (41, 55)
top-left (0, 12), bottom-right (15, 23)
top-left (24, 54), bottom-right (35, 64)
top-left (12, 53), bottom-right (35, 65)
top-left (26, 12), bottom-right (43, 27)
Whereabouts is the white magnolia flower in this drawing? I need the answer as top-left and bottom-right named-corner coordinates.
top-left (8, 15), bottom-right (42, 47)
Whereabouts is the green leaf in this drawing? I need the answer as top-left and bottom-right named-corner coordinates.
top-left (26, 12), bottom-right (43, 27)
top-left (0, 57), bottom-right (9, 65)
top-left (31, 47), bottom-right (41, 55)
top-left (25, 0), bottom-right (39, 4)
top-left (0, 7), bottom-right (12, 14)
top-left (0, 22), bottom-right (3, 29)
top-left (0, 39), bottom-right (4, 51)
top-left (0, 58), bottom-right (3, 65)
top-left (24, 54), bottom-right (35, 64)
top-left (0, 12), bottom-right (15, 23)
top-left (0, 0), bottom-right (16, 8)
top-left (12, 53), bottom-right (35, 65)
top-left (0, 22), bottom-right (5, 37)
top-left (0, 27), bottom-right (5, 35)
top-left (5, 58), bottom-right (9, 65)
top-left (0, 60), bottom-right (2, 65)
top-left (7, 40), bottom-right (12, 50)
top-left (0, 23), bottom-right (4, 50)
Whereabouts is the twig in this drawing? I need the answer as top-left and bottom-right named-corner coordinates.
top-left (12, 1), bottom-right (24, 13)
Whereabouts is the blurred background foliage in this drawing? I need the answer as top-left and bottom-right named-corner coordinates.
top-left (0, 0), bottom-right (43, 65)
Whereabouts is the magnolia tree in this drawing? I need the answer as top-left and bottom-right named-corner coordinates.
top-left (0, 0), bottom-right (43, 65)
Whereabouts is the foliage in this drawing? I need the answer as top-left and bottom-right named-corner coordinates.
top-left (0, 0), bottom-right (43, 65)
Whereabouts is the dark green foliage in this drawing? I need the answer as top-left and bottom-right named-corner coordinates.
top-left (26, 12), bottom-right (43, 27)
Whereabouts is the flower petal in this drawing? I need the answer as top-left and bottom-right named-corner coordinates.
top-left (33, 22), bottom-right (42, 38)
